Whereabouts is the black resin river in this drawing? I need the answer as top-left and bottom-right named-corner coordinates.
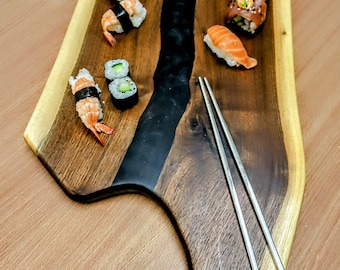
top-left (111, 0), bottom-right (196, 190)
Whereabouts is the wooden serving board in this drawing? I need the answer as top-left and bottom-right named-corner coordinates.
top-left (24, 0), bottom-right (305, 268)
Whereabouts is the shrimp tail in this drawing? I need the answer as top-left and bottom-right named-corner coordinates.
top-left (90, 127), bottom-right (106, 146)
top-left (103, 30), bottom-right (117, 47)
top-left (89, 123), bottom-right (115, 146)
top-left (95, 123), bottom-right (116, 135)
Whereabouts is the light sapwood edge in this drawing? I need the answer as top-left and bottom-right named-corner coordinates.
top-left (260, 0), bottom-right (306, 269)
top-left (23, 0), bottom-right (96, 155)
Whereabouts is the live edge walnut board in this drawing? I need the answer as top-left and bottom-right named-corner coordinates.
top-left (24, 0), bottom-right (305, 268)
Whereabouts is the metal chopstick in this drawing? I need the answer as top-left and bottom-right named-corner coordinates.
top-left (198, 77), bottom-right (285, 270)
top-left (198, 77), bottom-right (258, 269)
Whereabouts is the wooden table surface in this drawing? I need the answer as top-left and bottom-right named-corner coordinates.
top-left (1, 0), bottom-right (339, 269)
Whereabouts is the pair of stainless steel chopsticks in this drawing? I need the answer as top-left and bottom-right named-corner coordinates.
top-left (198, 77), bottom-right (284, 270)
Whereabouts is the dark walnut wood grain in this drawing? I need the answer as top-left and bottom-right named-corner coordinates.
top-left (39, 0), bottom-right (162, 195)
top-left (35, 0), bottom-right (293, 268)
top-left (154, 0), bottom-right (287, 268)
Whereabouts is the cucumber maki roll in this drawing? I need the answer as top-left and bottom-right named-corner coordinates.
top-left (104, 59), bottom-right (130, 82)
top-left (108, 76), bottom-right (138, 110)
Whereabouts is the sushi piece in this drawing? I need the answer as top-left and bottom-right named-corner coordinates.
top-left (108, 76), bottom-right (138, 110)
top-left (104, 59), bottom-right (130, 82)
top-left (204, 25), bottom-right (257, 69)
top-left (225, 0), bottom-right (267, 34)
top-left (101, 0), bottom-right (147, 46)
top-left (69, 68), bottom-right (115, 146)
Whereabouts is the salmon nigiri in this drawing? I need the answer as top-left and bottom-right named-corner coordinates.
top-left (203, 25), bottom-right (257, 69)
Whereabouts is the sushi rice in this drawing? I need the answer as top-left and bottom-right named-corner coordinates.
top-left (232, 15), bottom-right (257, 34)
top-left (108, 76), bottom-right (138, 110)
top-left (104, 59), bottom-right (129, 81)
top-left (69, 68), bottom-right (101, 94)
top-left (129, 1), bottom-right (147, 28)
top-left (112, 0), bottom-right (147, 33)
top-left (203, 34), bottom-right (239, 67)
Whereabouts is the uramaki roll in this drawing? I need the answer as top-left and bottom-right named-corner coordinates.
top-left (225, 0), bottom-right (267, 34)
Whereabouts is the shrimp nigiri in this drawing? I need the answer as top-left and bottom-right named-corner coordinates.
top-left (101, 0), bottom-right (147, 46)
top-left (69, 68), bottom-right (115, 146)
top-left (204, 25), bottom-right (257, 69)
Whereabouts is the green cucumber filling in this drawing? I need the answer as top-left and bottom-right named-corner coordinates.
top-left (112, 63), bottom-right (124, 74)
top-left (118, 82), bottom-right (132, 93)
top-left (233, 15), bottom-right (245, 26)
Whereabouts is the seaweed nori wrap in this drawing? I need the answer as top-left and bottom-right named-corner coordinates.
top-left (111, 3), bottom-right (134, 32)
top-left (108, 76), bottom-right (138, 110)
top-left (74, 86), bottom-right (100, 103)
